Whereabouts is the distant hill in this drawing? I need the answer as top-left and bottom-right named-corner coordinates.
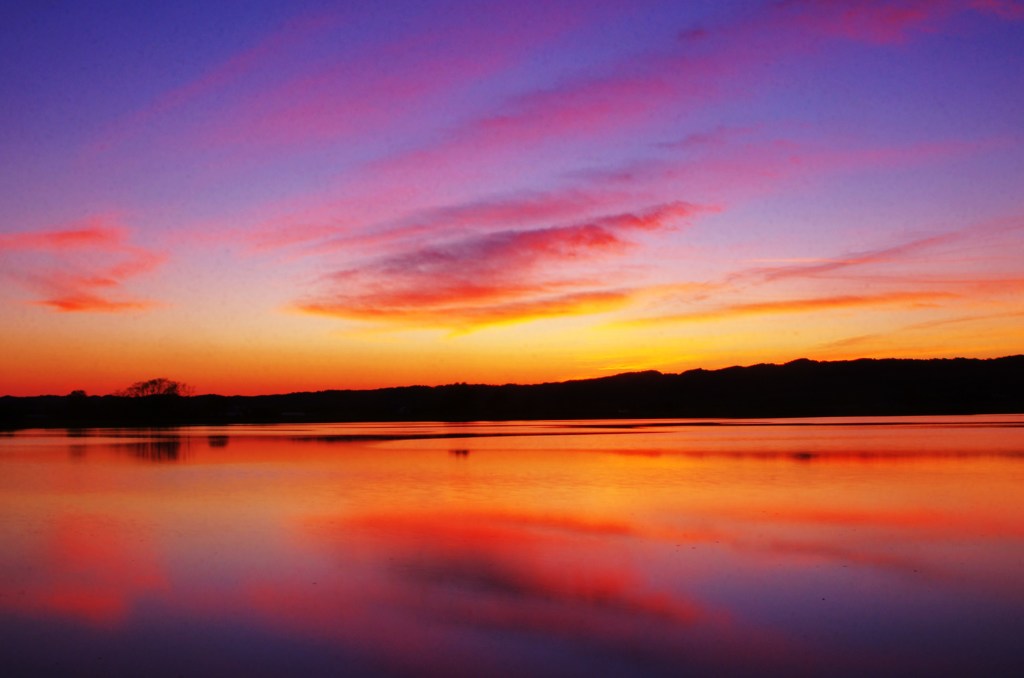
top-left (2, 355), bottom-right (1023, 430)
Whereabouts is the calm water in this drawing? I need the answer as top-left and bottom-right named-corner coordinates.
top-left (2, 417), bottom-right (1023, 676)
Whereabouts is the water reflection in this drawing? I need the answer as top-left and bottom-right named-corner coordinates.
top-left (1, 418), bottom-right (1023, 676)
top-left (121, 437), bottom-right (184, 462)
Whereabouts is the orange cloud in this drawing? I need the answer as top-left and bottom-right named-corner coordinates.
top-left (627, 291), bottom-right (955, 326)
top-left (621, 215), bottom-right (1024, 332)
top-left (303, 289), bottom-right (631, 329)
top-left (0, 216), bottom-right (165, 313)
top-left (0, 225), bottom-right (121, 250)
top-left (34, 294), bottom-right (158, 313)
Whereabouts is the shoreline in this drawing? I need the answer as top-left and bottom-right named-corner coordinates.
top-left (4, 355), bottom-right (1022, 431)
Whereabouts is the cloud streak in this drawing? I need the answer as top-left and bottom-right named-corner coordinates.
top-left (84, 6), bottom-right (348, 158)
top-left (740, 231), bottom-right (964, 284)
top-left (288, 132), bottom-right (1007, 332)
top-left (775, 0), bottom-right (1024, 44)
top-left (297, 202), bottom-right (708, 328)
top-left (341, 0), bottom-right (1016, 184)
top-left (626, 291), bottom-right (956, 326)
top-left (0, 217), bottom-right (165, 313)
top-left (618, 215), bottom-right (1024, 330)
top-left (91, 1), bottom-right (619, 164)
top-left (177, 0), bottom-right (1010, 262)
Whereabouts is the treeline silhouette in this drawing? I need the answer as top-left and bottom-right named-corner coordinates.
top-left (2, 355), bottom-right (1022, 430)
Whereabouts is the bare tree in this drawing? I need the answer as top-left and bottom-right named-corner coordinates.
top-left (116, 378), bottom-right (194, 397)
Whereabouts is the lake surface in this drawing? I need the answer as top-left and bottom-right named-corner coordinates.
top-left (2, 417), bottom-right (1023, 676)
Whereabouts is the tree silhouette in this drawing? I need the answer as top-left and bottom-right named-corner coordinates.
top-left (116, 378), bottom-right (193, 397)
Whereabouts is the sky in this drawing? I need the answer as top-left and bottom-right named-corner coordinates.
top-left (2, 0), bottom-right (1023, 396)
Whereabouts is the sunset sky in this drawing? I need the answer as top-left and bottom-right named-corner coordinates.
top-left (2, 0), bottom-right (1023, 396)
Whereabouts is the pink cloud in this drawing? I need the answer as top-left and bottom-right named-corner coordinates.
top-left (230, 127), bottom-right (1000, 339)
top-left (745, 231), bottom-right (964, 283)
top-left (296, 202), bottom-right (708, 327)
top-left (0, 223), bottom-right (121, 251)
top-left (319, 188), bottom-right (628, 254)
top-left (591, 135), bottom-right (996, 205)
top-left (220, 0), bottom-right (1017, 263)
top-left (95, 2), bottom-right (614, 164)
top-left (197, 11), bottom-right (580, 152)
top-left (272, 129), bottom-right (989, 331)
top-left (111, 4), bottom-right (801, 253)
top-left (264, 130), bottom-right (991, 270)
top-left (253, 178), bottom-right (651, 261)
top-left (345, 55), bottom-right (725, 197)
top-left (250, 130), bottom-right (895, 260)
top-left (157, 0), bottom-right (1020, 342)
top-left (345, 0), bottom-right (1013, 186)
top-left (0, 217), bottom-right (166, 313)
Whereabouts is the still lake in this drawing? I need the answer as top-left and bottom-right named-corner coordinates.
top-left (2, 417), bottom-right (1023, 676)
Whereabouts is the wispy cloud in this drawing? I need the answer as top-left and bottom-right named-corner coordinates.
top-left (345, 0), bottom-right (1015, 181)
top-left (622, 213), bottom-right (1024, 328)
top-left (91, 1), bottom-right (611, 164)
top-left (773, 0), bottom-right (1024, 44)
top-left (70, 1), bottom-right (1024, 339)
top-left (296, 202), bottom-right (708, 328)
top-left (312, 188), bottom-right (629, 255)
top-left (741, 231), bottom-right (963, 283)
top-left (85, 7), bottom-right (347, 158)
top-left (625, 291), bottom-right (955, 326)
top-left (821, 308), bottom-right (1024, 352)
top-left (283, 131), bottom-right (999, 331)
top-left (0, 217), bottom-right (165, 312)
top-left (726, 214), bottom-right (1024, 289)
top-left (226, 0), bottom-right (1009, 267)
top-left (588, 136), bottom-right (996, 205)
top-left (250, 128), bottom-right (977, 268)
top-left (32, 294), bottom-right (156, 313)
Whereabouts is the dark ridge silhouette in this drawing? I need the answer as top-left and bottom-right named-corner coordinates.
top-left (2, 355), bottom-right (1022, 430)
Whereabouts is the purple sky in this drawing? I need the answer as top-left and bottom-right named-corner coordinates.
top-left (2, 0), bottom-right (1023, 395)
